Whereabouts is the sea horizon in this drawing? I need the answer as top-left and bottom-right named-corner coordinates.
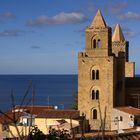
top-left (0, 75), bottom-right (78, 112)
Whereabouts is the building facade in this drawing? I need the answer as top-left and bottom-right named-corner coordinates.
top-left (78, 10), bottom-right (136, 130)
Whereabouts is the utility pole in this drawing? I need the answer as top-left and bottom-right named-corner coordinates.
top-left (47, 95), bottom-right (50, 106)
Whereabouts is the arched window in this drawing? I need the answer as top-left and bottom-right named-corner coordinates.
top-left (92, 90), bottom-right (95, 100)
top-left (92, 70), bottom-right (95, 80)
top-left (96, 90), bottom-right (99, 100)
top-left (97, 39), bottom-right (101, 48)
top-left (93, 109), bottom-right (97, 119)
top-left (93, 39), bottom-right (96, 48)
top-left (96, 70), bottom-right (99, 80)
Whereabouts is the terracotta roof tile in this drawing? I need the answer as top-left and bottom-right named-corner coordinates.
top-left (0, 111), bottom-right (25, 124)
top-left (115, 106), bottom-right (140, 116)
top-left (14, 105), bottom-right (54, 115)
top-left (37, 110), bottom-right (80, 119)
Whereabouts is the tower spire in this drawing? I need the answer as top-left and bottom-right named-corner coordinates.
top-left (90, 9), bottom-right (106, 28)
top-left (112, 24), bottom-right (125, 42)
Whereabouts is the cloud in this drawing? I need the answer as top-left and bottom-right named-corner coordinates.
top-left (0, 12), bottom-right (16, 19)
top-left (27, 12), bottom-right (87, 26)
top-left (119, 26), bottom-right (140, 38)
top-left (117, 12), bottom-right (140, 21)
top-left (0, 29), bottom-right (24, 37)
top-left (31, 46), bottom-right (41, 49)
top-left (124, 31), bottom-right (140, 38)
top-left (106, 2), bottom-right (127, 14)
top-left (0, 12), bottom-right (16, 23)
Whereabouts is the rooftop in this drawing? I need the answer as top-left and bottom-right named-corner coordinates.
top-left (115, 106), bottom-right (140, 116)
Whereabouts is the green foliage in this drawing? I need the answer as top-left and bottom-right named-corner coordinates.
top-left (29, 125), bottom-right (46, 140)
top-left (46, 128), bottom-right (70, 140)
top-left (71, 92), bottom-right (78, 110)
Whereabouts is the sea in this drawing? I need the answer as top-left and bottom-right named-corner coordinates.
top-left (0, 75), bottom-right (78, 112)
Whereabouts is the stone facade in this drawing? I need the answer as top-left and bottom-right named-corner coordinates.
top-left (78, 10), bottom-right (136, 130)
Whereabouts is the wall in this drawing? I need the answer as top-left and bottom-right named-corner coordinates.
top-left (111, 109), bottom-right (134, 131)
top-left (78, 52), bottom-right (115, 130)
top-left (125, 62), bottom-right (135, 77)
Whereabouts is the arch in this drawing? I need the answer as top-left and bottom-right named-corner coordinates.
top-left (96, 90), bottom-right (99, 100)
top-left (93, 109), bottom-right (97, 119)
top-left (90, 66), bottom-right (100, 80)
top-left (91, 35), bottom-right (96, 49)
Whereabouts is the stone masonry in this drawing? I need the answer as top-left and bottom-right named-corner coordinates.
top-left (78, 10), bottom-right (135, 130)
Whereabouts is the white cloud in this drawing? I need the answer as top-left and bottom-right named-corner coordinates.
top-left (27, 12), bottom-right (87, 26)
top-left (117, 12), bottom-right (140, 21)
top-left (125, 31), bottom-right (140, 38)
top-left (107, 2), bottom-right (127, 14)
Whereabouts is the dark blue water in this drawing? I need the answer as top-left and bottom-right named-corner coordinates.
top-left (0, 75), bottom-right (78, 112)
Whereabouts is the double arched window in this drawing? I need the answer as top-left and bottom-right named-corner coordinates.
top-left (92, 70), bottom-right (99, 80)
top-left (92, 90), bottom-right (99, 100)
top-left (92, 38), bottom-right (101, 49)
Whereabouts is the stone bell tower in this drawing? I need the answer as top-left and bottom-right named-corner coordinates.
top-left (78, 10), bottom-right (117, 130)
top-left (112, 24), bottom-right (135, 78)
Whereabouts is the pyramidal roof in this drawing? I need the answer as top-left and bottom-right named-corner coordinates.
top-left (90, 9), bottom-right (106, 27)
top-left (112, 24), bottom-right (125, 42)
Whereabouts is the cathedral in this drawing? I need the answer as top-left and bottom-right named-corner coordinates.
top-left (78, 10), bottom-right (140, 131)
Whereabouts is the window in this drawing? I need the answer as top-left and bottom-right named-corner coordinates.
top-left (92, 90), bottom-right (95, 99)
top-left (92, 70), bottom-right (95, 80)
top-left (91, 90), bottom-right (99, 100)
top-left (120, 116), bottom-right (123, 121)
top-left (91, 70), bottom-right (99, 80)
top-left (97, 39), bottom-right (101, 48)
top-left (96, 70), bottom-right (99, 80)
top-left (92, 39), bottom-right (101, 48)
top-left (93, 109), bottom-right (97, 119)
top-left (96, 90), bottom-right (99, 100)
top-left (22, 117), bottom-right (35, 126)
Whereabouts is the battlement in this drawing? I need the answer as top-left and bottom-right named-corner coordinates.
top-left (78, 52), bottom-right (88, 58)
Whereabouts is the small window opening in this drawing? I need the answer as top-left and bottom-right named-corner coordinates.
top-left (92, 70), bottom-right (95, 80)
top-left (93, 39), bottom-right (96, 48)
top-left (97, 39), bottom-right (101, 48)
top-left (92, 90), bottom-right (95, 100)
top-left (93, 109), bottom-right (97, 119)
top-left (96, 70), bottom-right (99, 80)
top-left (96, 90), bottom-right (99, 100)
top-left (120, 116), bottom-right (123, 121)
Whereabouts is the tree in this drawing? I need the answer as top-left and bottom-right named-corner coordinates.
top-left (71, 92), bottom-right (78, 110)
top-left (46, 128), bottom-right (70, 140)
top-left (0, 83), bottom-right (35, 140)
top-left (29, 125), bottom-right (46, 140)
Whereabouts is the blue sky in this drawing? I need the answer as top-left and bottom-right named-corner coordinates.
top-left (0, 0), bottom-right (140, 74)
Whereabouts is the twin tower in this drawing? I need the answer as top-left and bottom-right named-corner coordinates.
top-left (78, 10), bottom-right (135, 130)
